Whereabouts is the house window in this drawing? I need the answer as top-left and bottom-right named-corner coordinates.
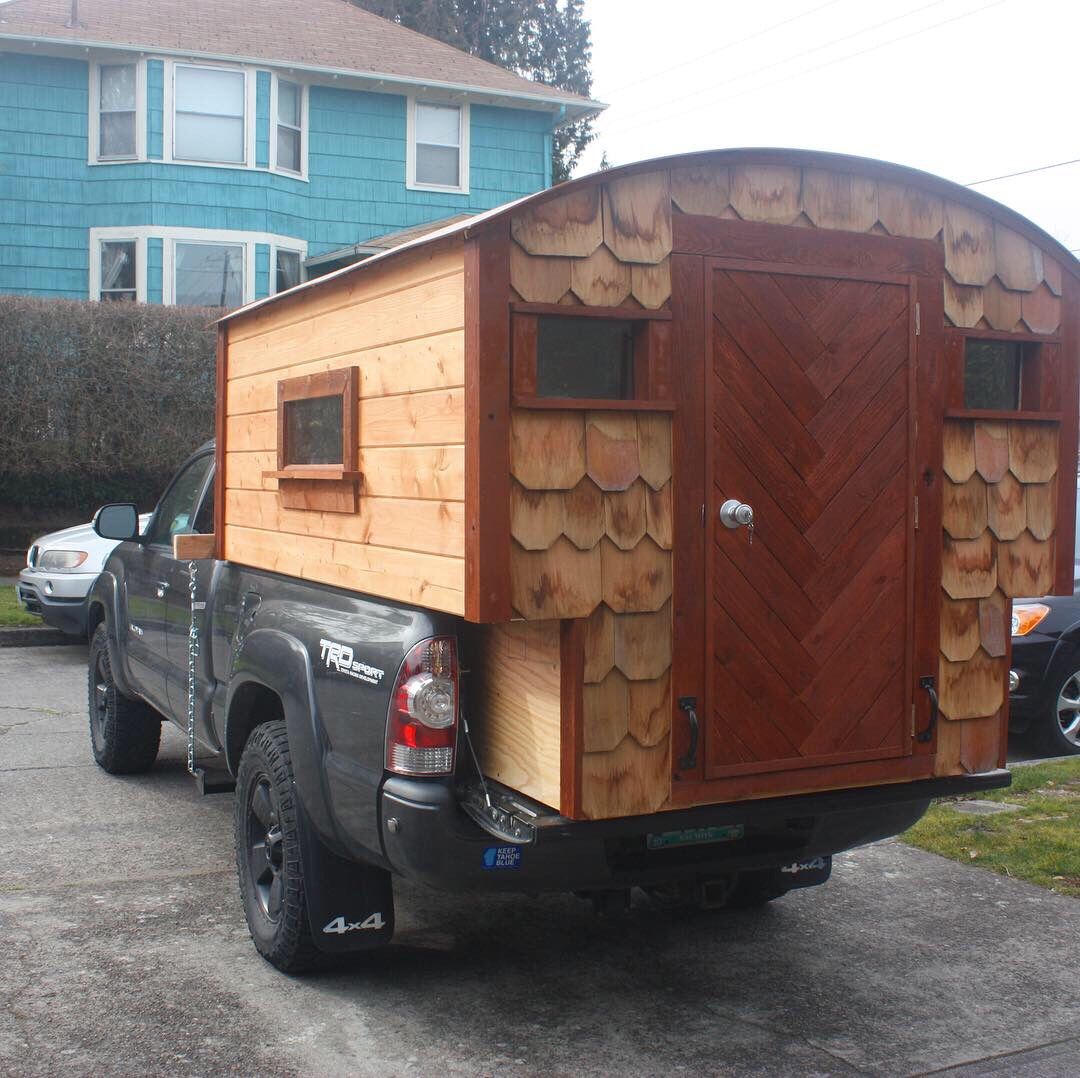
top-left (964, 339), bottom-right (1026, 410)
top-left (98, 64), bottom-right (137, 159)
top-left (99, 241), bottom-right (137, 302)
top-left (275, 249), bottom-right (302, 294)
top-left (174, 242), bottom-right (244, 307)
top-left (174, 65), bottom-right (246, 164)
top-left (409, 100), bottom-right (468, 191)
top-left (276, 79), bottom-right (303, 174)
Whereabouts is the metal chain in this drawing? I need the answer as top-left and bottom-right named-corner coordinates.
top-left (186, 558), bottom-right (198, 777)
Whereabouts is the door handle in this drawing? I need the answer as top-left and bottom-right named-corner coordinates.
top-left (719, 499), bottom-right (754, 529)
top-left (916, 676), bottom-right (938, 743)
top-left (677, 696), bottom-right (699, 771)
top-left (156, 581), bottom-right (170, 599)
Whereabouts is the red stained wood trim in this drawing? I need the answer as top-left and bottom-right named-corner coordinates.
top-left (465, 224), bottom-right (513, 623)
top-left (956, 326), bottom-right (1062, 344)
top-left (559, 617), bottom-right (585, 819)
top-left (670, 753), bottom-right (935, 807)
top-left (943, 329), bottom-right (965, 411)
top-left (214, 324), bottom-right (227, 560)
top-left (944, 410), bottom-right (1062, 423)
top-left (512, 396), bottom-right (676, 412)
top-left (509, 301), bottom-right (672, 321)
top-left (912, 272), bottom-right (946, 759)
top-left (511, 313), bottom-right (538, 398)
top-left (1054, 271), bottom-right (1080, 595)
top-left (670, 252), bottom-right (707, 786)
top-left (673, 214), bottom-right (943, 279)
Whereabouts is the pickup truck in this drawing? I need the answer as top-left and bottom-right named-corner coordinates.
top-left (88, 443), bottom-right (1005, 972)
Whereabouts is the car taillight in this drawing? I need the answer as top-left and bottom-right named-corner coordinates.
top-left (385, 637), bottom-right (458, 776)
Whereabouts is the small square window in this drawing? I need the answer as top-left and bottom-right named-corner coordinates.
top-left (964, 340), bottom-right (1023, 410)
top-left (283, 395), bottom-right (343, 466)
top-left (100, 240), bottom-right (137, 301)
top-left (536, 316), bottom-right (635, 400)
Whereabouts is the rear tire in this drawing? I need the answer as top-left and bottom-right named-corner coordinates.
top-left (88, 624), bottom-right (161, 774)
top-left (234, 719), bottom-right (325, 973)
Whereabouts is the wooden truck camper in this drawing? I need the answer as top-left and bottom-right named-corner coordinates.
top-left (214, 148), bottom-right (1080, 823)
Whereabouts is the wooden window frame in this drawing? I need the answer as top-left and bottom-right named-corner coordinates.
top-left (945, 327), bottom-right (1063, 420)
top-left (510, 305), bottom-right (674, 412)
top-left (264, 367), bottom-right (361, 512)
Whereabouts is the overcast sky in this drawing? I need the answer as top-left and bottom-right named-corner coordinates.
top-left (579, 0), bottom-right (1079, 253)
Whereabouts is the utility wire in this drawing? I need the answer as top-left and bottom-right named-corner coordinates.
top-left (600, 0), bottom-right (849, 98)
top-left (966, 157), bottom-right (1080, 187)
top-left (599, 0), bottom-right (947, 132)
top-left (599, 0), bottom-right (1003, 142)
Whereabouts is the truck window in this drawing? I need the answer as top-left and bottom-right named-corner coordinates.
top-left (145, 455), bottom-right (214, 548)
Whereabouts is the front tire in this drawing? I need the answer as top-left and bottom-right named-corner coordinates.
top-left (88, 623), bottom-right (161, 774)
top-left (1033, 664), bottom-right (1080, 757)
top-left (234, 720), bottom-right (324, 973)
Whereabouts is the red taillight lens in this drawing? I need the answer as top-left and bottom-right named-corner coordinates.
top-left (385, 637), bottom-right (458, 776)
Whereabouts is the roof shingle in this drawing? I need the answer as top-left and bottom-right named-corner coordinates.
top-left (0, 0), bottom-right (598, 112)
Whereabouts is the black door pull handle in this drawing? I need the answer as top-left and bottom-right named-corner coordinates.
top-left (916, 676), bottom-right (938, 743)
top-left (678, 696), bottom-right (699, 770)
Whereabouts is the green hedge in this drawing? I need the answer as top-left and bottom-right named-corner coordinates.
top-left (0, 298), bottom-right (218, 543)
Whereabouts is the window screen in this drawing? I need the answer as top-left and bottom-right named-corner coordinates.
top-left (414, 102), bottom-right (461, 188)
top-left (964, 340), bottom-right (1023, 410)
top-left (536, 317), bottom-right (635, 399)
top-left (284, 395), bottom-right (344, 466)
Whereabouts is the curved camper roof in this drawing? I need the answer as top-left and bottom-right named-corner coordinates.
top-left (219, 147), bottom-right (1080, 326)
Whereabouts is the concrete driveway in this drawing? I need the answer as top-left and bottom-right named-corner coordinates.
top-left (2, 645), bottom-right (1079, 1077)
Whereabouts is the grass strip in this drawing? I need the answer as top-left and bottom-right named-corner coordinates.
top-left (903, 757), bottom-right (1080, 898)
top-left (0, 584), bottom-right (42, 627)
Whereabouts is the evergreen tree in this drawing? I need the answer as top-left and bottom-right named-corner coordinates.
top-left (353, 0), bottom-right (594, 182)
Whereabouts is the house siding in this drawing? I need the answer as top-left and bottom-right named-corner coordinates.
top-left (0, 50), bottom-right (554, 302)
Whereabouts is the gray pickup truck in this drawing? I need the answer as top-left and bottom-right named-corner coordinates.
top-left (88, 443), bottom-right (1004, 972)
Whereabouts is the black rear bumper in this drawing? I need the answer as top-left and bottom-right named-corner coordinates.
top-left (379, 769), bottom-right (1010, 893)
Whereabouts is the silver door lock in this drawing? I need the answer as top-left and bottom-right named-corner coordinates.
top-left (719, 499), bottom-right (754, 529)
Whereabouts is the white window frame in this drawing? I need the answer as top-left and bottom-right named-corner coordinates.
top-left (269, 75), bottom-right (309, 180)
top-left (271, 243), bottom-right (306, 295)
top-left (88, 227), bottom-right (307, 306)
top-left (89, 231), bottom-right (147, 302)
top-left (406, 95), bottom-right (470, 195)
top-left (88, 60), bottom-right (147, 165)
top-left (163, 60), bottom-right (255, 170)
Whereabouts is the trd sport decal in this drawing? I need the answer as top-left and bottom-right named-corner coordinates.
top-left (318, 639), bottom-right (386, 685)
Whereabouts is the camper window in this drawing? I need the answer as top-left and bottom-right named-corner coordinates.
top-left (273, 367), bottom-right (359, 479)
top-left (964, 339), bottom-right (1024, 410)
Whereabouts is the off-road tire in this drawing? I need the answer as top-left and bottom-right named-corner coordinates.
top-left (234, 719), bottom-right (326, 973)
top-left (88, 623), bottom-right (161, 774)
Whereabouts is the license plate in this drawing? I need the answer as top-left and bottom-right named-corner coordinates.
top-left (646, 824), bottom-right (745, 850)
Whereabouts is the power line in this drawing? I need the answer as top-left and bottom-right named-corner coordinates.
top-left (598, 0), bottom-right (1003, 143)
top-left (966, 157), bottom-right (1080, 187)
top-left (600, 0), bottom-right (946, 132)
top-left (601, 0), bottom-right (849, 98)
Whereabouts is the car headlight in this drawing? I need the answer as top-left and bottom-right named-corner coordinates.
top-left (37, 549), bottom-right (89, 570)
top-left (1011, 603), bottom-right (1050, 637)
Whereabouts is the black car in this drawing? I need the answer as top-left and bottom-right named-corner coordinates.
top-left (1008, 493), bottom-right (1080, 756)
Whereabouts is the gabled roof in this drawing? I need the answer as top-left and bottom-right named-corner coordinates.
top-left (0, 0), bottom-right (601, 118)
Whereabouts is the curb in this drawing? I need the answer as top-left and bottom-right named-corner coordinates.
top-left (0, 627), bottom-right (83, 648)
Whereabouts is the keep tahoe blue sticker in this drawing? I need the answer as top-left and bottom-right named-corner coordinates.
top-left (482, 846), bottom-right (522, 870)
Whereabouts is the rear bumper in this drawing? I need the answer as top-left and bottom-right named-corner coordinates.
top-left (379, 769), bottom-right (1010, 893)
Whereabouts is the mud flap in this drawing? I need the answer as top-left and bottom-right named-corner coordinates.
top-left (296, 796), bottom-right (395, 953)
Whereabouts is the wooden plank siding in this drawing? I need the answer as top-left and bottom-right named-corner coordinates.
top-left (221, 238), bottom-right (469, 614)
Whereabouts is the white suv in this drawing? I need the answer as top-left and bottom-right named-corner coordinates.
top-left (18, 515), bottom-right (149, 636)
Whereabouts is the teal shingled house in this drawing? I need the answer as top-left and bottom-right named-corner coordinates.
top-left (0, 0), bottom-right (600, 305)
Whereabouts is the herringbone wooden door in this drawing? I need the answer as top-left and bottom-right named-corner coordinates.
top-left (706, 264), bottom-right (915, 779)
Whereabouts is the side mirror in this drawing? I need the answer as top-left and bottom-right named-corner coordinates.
top-left (93, 503), bottom-right (142, 542)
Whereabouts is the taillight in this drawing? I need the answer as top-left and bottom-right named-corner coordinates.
top-left (385, 637), bottom-right (458, 776)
